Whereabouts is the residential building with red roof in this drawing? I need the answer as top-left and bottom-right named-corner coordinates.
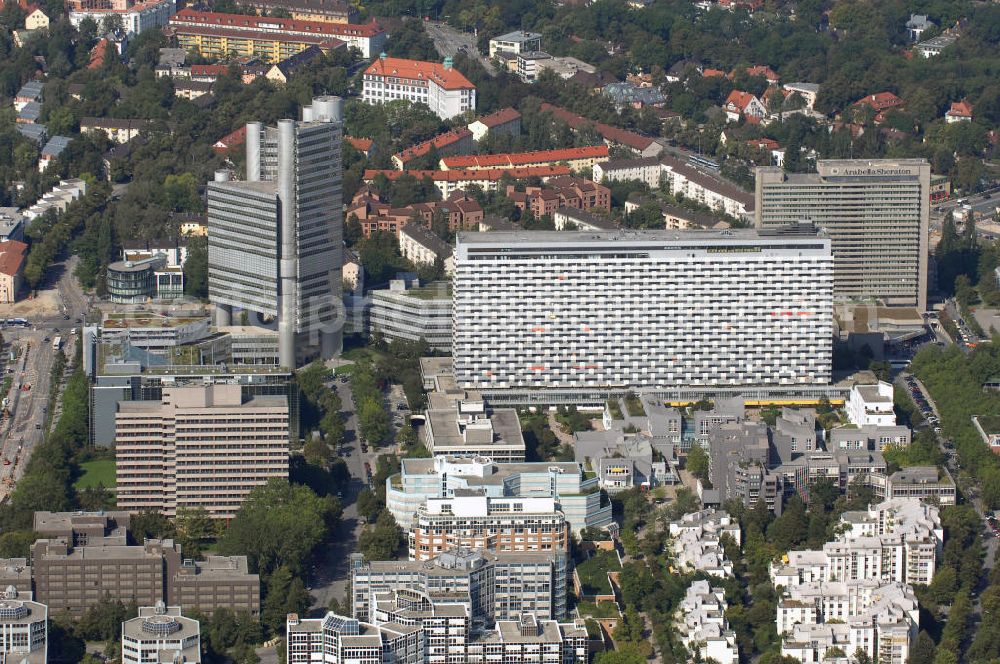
top-left (724, 90), bottom-right (767, 123)
top-left (945, 100), bottom-right (973, 124)
top-left (853, 92), bottom-right (904, 113)
top-left (539, 103), bottom-right (662, 157)
top-left (212, 126), bottom-right (246, 155)
top-left (440, 145), bottom-right (608, 172)
top-left (168, 10), bottom-right (386, 61)
top-left (348, 188), bottom-right (483, 237)
top-left (702, 68), bottom-right (726, 78)
top-left (392, 128), bottom-right (474, 170)
top-left (364, 165), bottom-right (570, 198)
top-left (88, 38), bottom-right (112, 70)
top-left (0, 240), bottom-right (28, 303)
top-left (362, 55), bottom-right (476, 120)
top-left (346, 136), bottom-right (374, 157)
top-left (742, 65), bottom-right (780, 84)
top-left (239, 0), bottom-right (359, 24)
top-left (467, 108), bottom-right (521, 142)
top-left (505, 176), bottom-right (610, 218)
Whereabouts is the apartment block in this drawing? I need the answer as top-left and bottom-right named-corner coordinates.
top-left (168, 9), bottom-right (385, 60)
top-left (31, 519), bottom-right (259, 617)
top-left (777, 576), bottom-right (919, 664)
top-left (362, 56), bottom-right (476, 120)
top-left (386, 455), bottom-right (611, 533)
top-left (424, 399), bottom-right (526, 462)
top-left (660, 156), bottom-right (754, 218)
top-left (287, 607), bottom-right (587, 664)
top-left (399, 224), bottom-right (455, 275)
top-left (208, 97), bottom-right (343, 367)
top-left (115, 384), bottom-right (289, 519)
top-left (363, 165), bottom-right (571, 199)
top-left (350, 548), bottom-right (568, 624)
top-left (771, 498), bottom-right (942, 588)
top-left (668, 509), bottom-right (741, 577)
top-left (369, 278), bottom-right (452, 353)
top-left (122, 604), bottom-right (201, 664)
top-left (69, 0), bottom-right (175, 36)
top-left (756, 160), bottom-right (930, 311)
top-left (488, 30), bottom-right (541, 58)
top-left (453, 229), bottom-right (832, 398)
top-left (467, 108), bottom-right (521, 142)
top-left (847, 381), bottom-right (897, 427)
top-left (573, 429), bottom-right (680, 492)
top-left (441, 145), bottom-right (608, 172)
top-left (349, 188), bottom-right (483, 237)
top-left (869, 466), bottom-right (956, 506)
top-left (409, 496), bottom-right (569, 561)
top-left (393, 128), bottom-right (474, 170)
top-left (239, 0), bottom-right (359, 23)
top-left (592, 156), bottom-right (661, 188)
top-left (0, 587), bottom-right (46, 664)
top-left (676, 580), bottom-right (739, 664)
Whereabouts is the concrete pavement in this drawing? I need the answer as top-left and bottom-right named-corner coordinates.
top-left (424, 21), bottom-right (495, 75)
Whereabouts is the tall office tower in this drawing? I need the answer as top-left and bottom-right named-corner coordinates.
top-left (208, 96), bottom-right (344, 368)
top-left (755, 159), bottom-right (930, 312)
top-left (115, 384), bottom-right (289, 519)
top-left (452, 229), bottom-right (833, 397)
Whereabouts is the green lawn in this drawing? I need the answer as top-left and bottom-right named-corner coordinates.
top-left (576, 600), bottom-right (621, 619)
top-left (576, 551), bottom-right (621, 596)
top-left (75, 460), bottom-right (116, 489)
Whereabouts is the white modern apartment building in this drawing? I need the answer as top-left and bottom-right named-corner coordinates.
top-left (771, 498), bottom-right (942, 588)
top-left (287, 612), bottom-right (422, 664)
top-left (668, 509), bottom-right (741, 577)
top-left (0, 587), bottom-right (47, 663)
top-left (424, 400), bottom-right (526, 462)
top-left (777, 577), bottom-right (919, 664)
top-left (409, 496), bottom-right (569, 561)
top-left (362, 56), bottom-right (476, 120)
top-left (350, 548), bottom-right (569, 624)
top-left (121, 604), bottom-right (201, 664)
top-left (385, 455), bottom-right (612, 533)
top-left (453, 229), bottom-right (833, 397)
top-left (488, 30), bottom-right (541, 58)
top-left (114, 384), bottom-right (289, 519)
top-left (756, 159), bottom-right (930, 311)
top-left (847, 381), bottom-right (897, 427)
top-left (676, 580), bottom-right (739, 664)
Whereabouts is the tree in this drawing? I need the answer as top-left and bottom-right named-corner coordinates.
top-left (183, 235), bottom-right (208, 299)
top-left (175, 506), bottom-right (216, 558)
top-left (261, 565), bottom-right (311, 636)
top-left (686, 444), bottom-right (710, 482)
top-left (218, 479), bottom-right (341, 576)
top-left (358, 510), bottom-right (404, 560)
top-left (594, 646), bottom-right (647, 664)
top-left (129, 511), bottom-right (175, 542)
top-left (356, 488), bottom-right (382, 522)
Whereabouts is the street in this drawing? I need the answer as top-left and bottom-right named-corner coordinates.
top-left (423, 21), bottom-right (495, 75)
top-left (0, 255), bottom-right (86, 500)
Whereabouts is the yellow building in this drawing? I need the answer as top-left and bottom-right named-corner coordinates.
top-left (24, 8), bottom-right (49, 29)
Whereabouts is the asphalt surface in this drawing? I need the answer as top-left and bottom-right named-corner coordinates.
top-left (423, 21), bottom-right (495, 75)
top-left (0, 256), bottom-right (86, 500)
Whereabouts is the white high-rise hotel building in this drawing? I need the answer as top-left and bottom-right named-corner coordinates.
top-left (453, 229), bottom-right (833, 397)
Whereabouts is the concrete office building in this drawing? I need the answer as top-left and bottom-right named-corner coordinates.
top-left (122, 603), bottom-right (201, 664)
top-left (0, 587), bottom-right (46, 664)
top-left (409, 496), bottom-right (569, 561)
top-left (208, 96), bottom-right (343, 368)
top-left (115, 384), bottom-right (289, 519)
top-left (385, 455), bottom-right (611, 533)
top-left (350, 548), bottom-right (569, 624)
top-left (453, 229), bottom-right (833, 398)
top-left (755, 160), bottom-right (930, 311)
top-left (30, 512), bottom-right (260, 617)
top-left (369, 278), bottom-right (452, 352)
